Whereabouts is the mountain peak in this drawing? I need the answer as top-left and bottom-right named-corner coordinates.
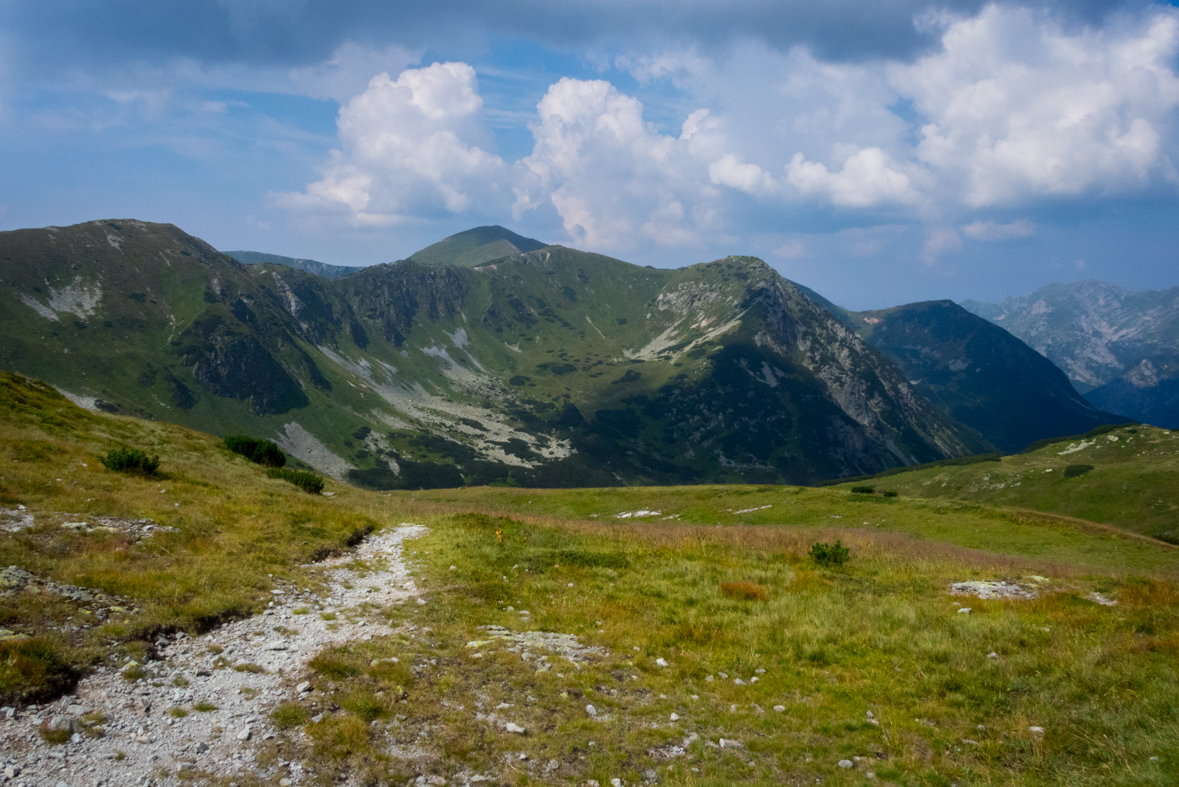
top-left (405, 225), bottom-right (547, 268)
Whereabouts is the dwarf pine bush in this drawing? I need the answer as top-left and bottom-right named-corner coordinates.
top-left (809, 540), bottom-right (850, 567)
top-left (224, 435), bottom-right (286, 468)
top-left (267, 467), bottom-right (325, 494)
top-left (99, 447), bottom-right (160, 475)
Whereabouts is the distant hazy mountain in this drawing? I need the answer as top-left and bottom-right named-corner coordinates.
top-left (961, 281), bottom-right (1179, 391)
top-left (961, 280), bottom-right (1179, 428)
top-left (0, 219), bottom-right (980, 488)
top-left (225, 251), bottom-right (364, 279)
top-left (405, 225), bottom-right (547, 268)
top-left (1085, 355), bottom-right (1179, 429)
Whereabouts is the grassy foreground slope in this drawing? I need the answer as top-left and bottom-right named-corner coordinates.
top-left (828, 424), bottom-right (1179, 543)
top-left (0, 371), bottom-right (386, 702)
top-left (2, 371), bottom-right (1178, 785)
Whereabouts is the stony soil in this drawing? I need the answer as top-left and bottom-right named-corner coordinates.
top-left (0, 524), bottom-right (426, 787)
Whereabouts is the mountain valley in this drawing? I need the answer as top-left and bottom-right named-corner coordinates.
top-left (1, 219), bottom-right (1019, 490)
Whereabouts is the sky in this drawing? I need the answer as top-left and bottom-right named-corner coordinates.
top-left (1, 1), bottom-right (1178, 309)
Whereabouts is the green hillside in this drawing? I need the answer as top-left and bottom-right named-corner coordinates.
top-left (1, 220), bottom-right (982, 489)
top-left (3, 371), bottom-right (1177, 785)
top-left (829, 423), bottom-right (1179, 543)
top-left (798, 294), bottom-right (1128, 452)
top-left (848, 300), bottom-right (1125, 452)
top-left (405, 225), bottom-right (548, 268)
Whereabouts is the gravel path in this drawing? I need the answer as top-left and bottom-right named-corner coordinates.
top-left (0, 523), bottom-right (427, 787)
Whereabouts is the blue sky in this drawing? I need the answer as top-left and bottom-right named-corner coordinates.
top-left (1, 0), bottom-right (1177, 309)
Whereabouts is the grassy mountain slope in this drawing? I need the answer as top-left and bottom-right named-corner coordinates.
top-left (405, 225), bottom-right (548, 268)
top-left (1, 220), bottom-right (981, 488)
top-left (829, 423), bottom-right (1179, 542)
top-left (225, 250), bottom-right (363, 279)
top-left (3, 370), bottom-right (1179, 785)
top-left (848, 300), bottom-right (1127, 452)
top-left (798, 293), bottom-right (1126, 452)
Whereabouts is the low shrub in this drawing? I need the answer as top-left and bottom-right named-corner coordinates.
top-left (850, 485), bottom-right (875, 494)
top-left (267, 467), bottom-right (325, 494)
top-left (1064, 463), bottom-right (1094, 479)
top-left (720, 581), bottom-right (769, 601)
top-left (38, 724), bottom-right (71, 745)
top-left (224, 435), bottom-right (286, 468)
top-left (809, 540), bottom-right (850, 567)
top-left (882, 490), bottom-right (898, 498)
top-left (99, 447), bottom-right (160, 475)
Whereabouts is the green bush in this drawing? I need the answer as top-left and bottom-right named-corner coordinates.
top-left (224, 435), bottom-right (286, 468)
top-left (809, 540), bottom-right (850, 567)
top-left (850, 485), bottom-right (875, 494)
top-left (1064, 463), bottom-right (1094, 479)
top-left (882, 490), bottom-right (898, 498)
top-left (99, 447), bottom-right (160, 475)
top-left (267, 467), bottom-right (325, 494)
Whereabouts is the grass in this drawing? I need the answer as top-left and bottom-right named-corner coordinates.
top-left (277, 503), bottom-right (1179, 786)
top-left (828, 424), bottom-right (1179, 542)
top-left (2, 370), bottom-right (1178, 785)
top-left (0, 371), bottom-right (385, 703)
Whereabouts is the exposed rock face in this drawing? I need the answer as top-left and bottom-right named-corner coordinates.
top-left (1085, 355), bottom-right (1179, 429)
top-left (226, 250), bottom-right (363, 279)
top-left (185, 332), bottom-right (307, 415)
top-left (2, 219), bottom-right (997, 486)
top-left (961, 280), bottom-right (1179, 393)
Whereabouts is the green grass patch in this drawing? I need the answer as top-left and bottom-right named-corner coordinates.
top-left (272, 701), bottom-right (310, 729)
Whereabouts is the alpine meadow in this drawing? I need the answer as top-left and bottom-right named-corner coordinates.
top-left (2, 2), bottom-right (1179, 787)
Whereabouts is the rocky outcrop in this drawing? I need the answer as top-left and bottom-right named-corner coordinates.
top-left (962, 280), bottom-right (1179, 393)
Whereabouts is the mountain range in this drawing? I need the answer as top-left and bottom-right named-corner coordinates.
top-left (0, 219), bottom-right (1130, 488)
top-left (962, 281), bottom-right (1179, 428)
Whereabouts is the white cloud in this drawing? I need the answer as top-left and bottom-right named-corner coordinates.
top-left (920, 227), bottom-right (962, 265)
top-left (514, 77), bottom-right (716, 249)
top-left (709, 154), bottom-right (777, 196)
top-left (272, 62), bottom-right (506, 225)
top-left (272, 6), bottom-right (1179, 251)
top-left (786, 147), bottom-right (919, 207)
top-left (891, 5), bottom-right (1179, 207)
top-left (289, 42), bottom-right (419, 104)
top-left (961, 218), bottom-right (1036, 241)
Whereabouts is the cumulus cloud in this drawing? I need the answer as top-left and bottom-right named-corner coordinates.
top-left (272, 62), bottom-right (506, 225)
top-left (272, 5), bottom-right (1179, 252)
top-left (786, 148), bottom-right (919, 207)
top-left (891, 5), bottom-right (1179, 206)
top-left (514, 77), bottom-right (717, 249)
top-left (961, 218), bottom-right (1036, 241)
top-left (289, 43), bottom-right (419, 103)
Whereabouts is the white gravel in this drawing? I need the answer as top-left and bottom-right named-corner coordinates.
top-left (0, 524), bottom-right (426, 787)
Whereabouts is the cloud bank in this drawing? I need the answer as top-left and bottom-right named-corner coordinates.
top-left (272, 4), bottom-right (1179, 258)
